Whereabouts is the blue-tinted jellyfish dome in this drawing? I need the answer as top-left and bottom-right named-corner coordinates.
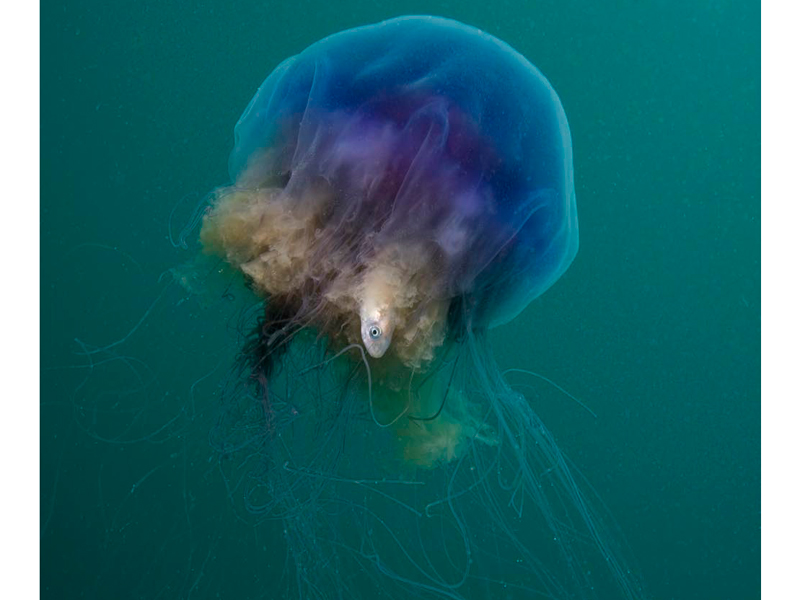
top-left (204, 15), bottom-right (577, 367)
top-left (199, 16), bottom-right (642, 600)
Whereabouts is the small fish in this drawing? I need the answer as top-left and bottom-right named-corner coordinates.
top-left (359, 300), bottom-right (395, 358)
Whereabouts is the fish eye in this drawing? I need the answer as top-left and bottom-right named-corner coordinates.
top-left (369, 325), bottom-right (382, 339)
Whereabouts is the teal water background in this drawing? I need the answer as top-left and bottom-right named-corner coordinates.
top-left (41, 1), bottom-right (760, 598)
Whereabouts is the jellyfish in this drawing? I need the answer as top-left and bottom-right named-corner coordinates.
top-left (196, 16), bottom-right (642, 600)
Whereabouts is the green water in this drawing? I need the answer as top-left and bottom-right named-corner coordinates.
top-left (41, 1), bottom-right (759, 599)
